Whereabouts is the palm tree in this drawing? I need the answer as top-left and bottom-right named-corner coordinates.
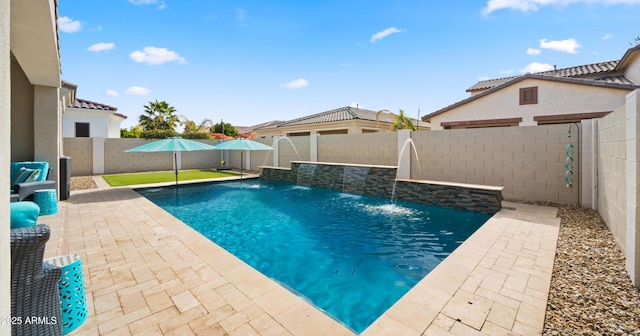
top-left (139, 100), bottom-right (180, 131)
top-left (376, 109), bottom-right (416, 131)
top-left (391, 109), bottom-right (416, 131)
top-left (180, 116), bottom-right (213, 133)
top-left (180, 115), bottom-right (198, 133)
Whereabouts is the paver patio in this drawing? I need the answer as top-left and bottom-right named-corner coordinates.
top-left (41, 176), bottom-right (560, 335)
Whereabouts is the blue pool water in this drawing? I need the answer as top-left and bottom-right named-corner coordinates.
top-left (137, 180), bottom-right (489, 333)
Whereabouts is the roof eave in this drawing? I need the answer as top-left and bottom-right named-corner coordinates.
top-left (423, 74), bottom-right (640, 122)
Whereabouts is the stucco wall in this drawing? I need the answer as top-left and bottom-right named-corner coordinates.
top-left (63, 112), bottom-right (110, 138)
top-left (410, 124), bottom-right (578, 203)
top-left (597, 104), bottom-right (627, 241)
top-left (318, 132), bottom-right (397, 166)
top-left (63, 137), bottom-right (93, 176)
top-left (625, 52), bottom-right (640, 84)
top-left (1, 1), bottom-right (11, 330)
top-left (596, 90), bottom-right (640, 287)
top-left (429, 79), bottom-right (630, 130)
top-left (64, 128), bottom-right (577, 205)
top-left (10, 59), bottom-right (34, 161)
top-left (271, 136), bottom-right (310, 168)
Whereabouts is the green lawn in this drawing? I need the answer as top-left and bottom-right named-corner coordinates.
top-left (102, 169), bottom-right (238, 186)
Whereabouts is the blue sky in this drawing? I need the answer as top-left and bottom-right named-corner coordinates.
top-left (58, 0), bottom-right (640, 129)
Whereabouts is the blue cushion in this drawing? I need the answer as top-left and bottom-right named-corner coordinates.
top-left (10, 201), bottom-right (40, 229)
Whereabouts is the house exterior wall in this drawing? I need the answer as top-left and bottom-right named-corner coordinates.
top-left (10, 58), bottom-right (35, 161)
top-left (108, 114), bottom-right (123, 138)
top-left (256, 120), bottom-right (396, 138)
top-left (625, 53), bottom-right (640, 84)
top-left (429, 79), bottom-right (630, 130)
top-left (63, 109), bottom-right (125, 138)
top-left (1, 0), bottom-right (10, 329)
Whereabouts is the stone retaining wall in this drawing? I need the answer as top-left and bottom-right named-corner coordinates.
top-left (260, 161), bottom-right (502, 214)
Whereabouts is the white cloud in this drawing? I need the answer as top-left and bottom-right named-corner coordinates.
top-left (520, 62), bottom-right (555, 73)
top-left (87, 42), bottom-right (115, 53)
top-left (499, 69), bottom-right (515, 75)
top-left (540, 38), bottom-right (581, 53)
top-left (527, 47), bottom-right (541, 55)
top-left (58, 16), bottom-right (82, 33)
top-left (105, 89), bottom-right (119, 97)
top-left (370, 27), bottom-right (405, 43)
top-left (477, 76), bottom-right (491, 81)
top-left (482, 0), bottom-right (640, 15)
top-left (129, 0), bottom-right (166, 9)
top-left (129, 47), bottom-right (187, 65)
top-left (602, 34), bottom-right (614, 40)
top-left (282, 78), bottom-right (309, 89)
top-left (125, 86), bottom-right (151, 95)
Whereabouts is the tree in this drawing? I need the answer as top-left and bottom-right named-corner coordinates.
top-left (180, 116), bottom-right (213, 133)
top-left (391, 109), bottom-right (416, 131)
top-left (138, 100), bottom-right (180, 131)
top-left (120, 125), bottom-right (143, 138)
top-left (212, 121), bottom-right (239, 137)
top-left (376, 109), bottom-right (417, 131)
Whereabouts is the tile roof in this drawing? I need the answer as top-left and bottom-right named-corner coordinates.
top-left (68, 98), bottom-right (127, 119)
top-left (423, 73), bottom-right (640, 121)
top-left (467, 60), bottom-right (622, 92)
top-left (237, 120), bottom-right (284, 134)
top-left (262, 106), bottom-right (396, 129)
top-left (69, 98), bottom-right (118, 111)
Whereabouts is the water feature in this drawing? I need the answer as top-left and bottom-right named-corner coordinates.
top-left (137, 180), bottom-right (490, 333)
top-left (342, 166), bottom-right (370, 195)
top-left (392, 138), bottom-right (421, 201)
top-left (262, 136), bottom-right (300, 167)
top-left (297, 163), bottom-right (318, 186)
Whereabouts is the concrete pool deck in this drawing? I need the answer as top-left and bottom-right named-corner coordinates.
top-left (41, 176), bottom-right (560, 335)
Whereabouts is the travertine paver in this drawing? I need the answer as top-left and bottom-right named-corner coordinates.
top-left (41, 178), bottom-right (559, 335)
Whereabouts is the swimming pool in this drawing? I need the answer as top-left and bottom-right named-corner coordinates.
top-left (137, 180), bottom-right (490, 333)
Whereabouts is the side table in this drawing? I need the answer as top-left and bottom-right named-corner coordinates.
top-left (45, 255), bottom-right (87, 335)
top-left (34, 189), bottom-right (58, 215)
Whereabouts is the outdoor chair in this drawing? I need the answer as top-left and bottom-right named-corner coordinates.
top-left (10, 161), bottom-right (55, 201)
top-left (10, 224), bottom-right (63, 336)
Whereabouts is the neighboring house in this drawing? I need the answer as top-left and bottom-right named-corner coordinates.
top-left (255, 106), bottom-right (428, 138)
top-left (423, 45), bottom-right (640, 130)
top-left (64, 97), bottom-right (127, 138)
top-left (236, 120), bottom-right (283, 138)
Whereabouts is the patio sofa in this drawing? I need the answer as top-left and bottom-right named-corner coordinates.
top-left (10, 224), bottom-right (63, 335)
top-left (10, 161), bottom-right (55, 202)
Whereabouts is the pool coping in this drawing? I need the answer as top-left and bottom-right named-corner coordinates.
top-left (44, 176), bottom-right (560, 335)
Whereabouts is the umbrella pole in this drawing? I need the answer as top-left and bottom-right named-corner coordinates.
top-left (241, 151), bottom-right (244, 181)
top-left (174, 151), bottom-right (178, 188)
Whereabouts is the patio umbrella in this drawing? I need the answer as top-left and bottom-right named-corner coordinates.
top-left (125, 137), bottom-right (217, 187)
top-left (212, 138), bottom-right (273, 179)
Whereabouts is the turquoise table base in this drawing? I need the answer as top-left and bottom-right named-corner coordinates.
top-left (45, 255), bottom-right (87, 335)
top-left (34, 189), bottom-right (58, 215)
